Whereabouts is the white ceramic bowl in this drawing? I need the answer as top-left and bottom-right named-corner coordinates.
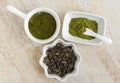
top-left (6, 5), bottom-right (60, 44)
top-left (25, 8), bottom-right (60, 44)
top-left (39, 39), bottom-right (82, 81)
top-left (62, 11), bottom-right (106, 45)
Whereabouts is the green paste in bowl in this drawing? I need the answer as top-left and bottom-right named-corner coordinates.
top-left (29, 12), bottom-right (56, 39)
top-left (69, 18), bottom-right (98, 40)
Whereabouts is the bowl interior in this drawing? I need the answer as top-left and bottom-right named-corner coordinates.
top-left (40, 39), bottom-right (81, 81)
top-left (24, 8), bottom-right (60, 44)
top-left (62, 11), bottom-right (106, 45)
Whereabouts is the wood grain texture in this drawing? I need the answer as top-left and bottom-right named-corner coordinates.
top-left (0, 0), bottom-right (120, 83)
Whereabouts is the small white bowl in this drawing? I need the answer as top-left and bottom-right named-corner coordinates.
top-left (25, 8), bottom-right (60, 44)
top-left (6, 5), bottom-right (60, 44)
top-left (62, 11), bottom-right (106, 45)
top-left (39, 39), bottom-right (82, 81)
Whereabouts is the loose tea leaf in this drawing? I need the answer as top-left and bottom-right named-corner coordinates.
top-left (43, 43), bottom-right (77, 78)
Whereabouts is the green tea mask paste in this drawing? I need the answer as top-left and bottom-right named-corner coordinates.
top-left (29, 12), bottom-right (56, 39)
top-left (69, 18), bottom-right (98, 40)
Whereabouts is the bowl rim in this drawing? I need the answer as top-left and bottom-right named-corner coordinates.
top-left (39, 39), bottom-right (82, 81)
top-left (62, 11), bottom-right (106, 45)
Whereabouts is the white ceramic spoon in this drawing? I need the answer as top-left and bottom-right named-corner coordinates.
top-left (83, 28), bottom-right (112, 44)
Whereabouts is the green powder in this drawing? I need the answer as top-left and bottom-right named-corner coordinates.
top-left (69, 18), bottom-right (98, 40)
top-left (29, 12), bottom-right (56, 39)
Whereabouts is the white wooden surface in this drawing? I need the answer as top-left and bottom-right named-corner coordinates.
top-left (0, 0), bottom-right (120, 83)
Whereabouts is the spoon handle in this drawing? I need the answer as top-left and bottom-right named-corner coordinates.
top-left (6, 5), bottom-right (26, 19)
top-left (90, 32), bottom-right (112, 44)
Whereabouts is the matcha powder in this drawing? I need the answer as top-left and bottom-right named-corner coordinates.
top-left (69, 18), bottom-right (98, 40)
top-left (29, 12), bottom-right (56, 39)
